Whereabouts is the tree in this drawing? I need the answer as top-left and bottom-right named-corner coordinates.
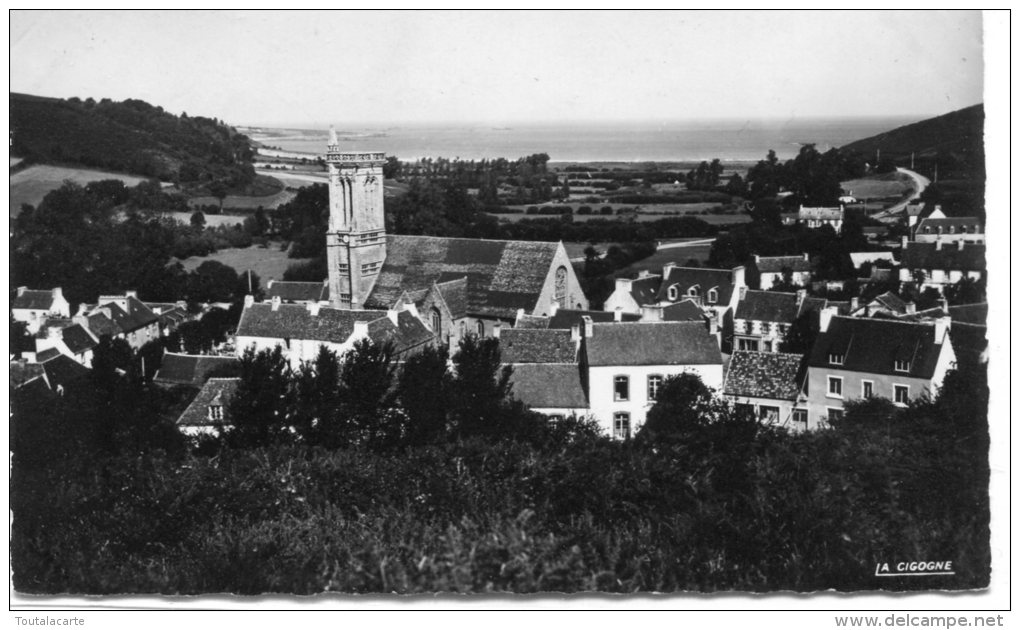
top-left (638, 373), bottom-right (721, 442)
top-left (448, 336), bottom-right (513, 440)
top-left (207, 181), bottom-right (228, 212)
top-left (397, 345), bottom-right (451, 446)
top-left (293, 346), bottom-right (344, 446)
top-left (187, 260), bottom-right (240, 303)
top-left (190, 210), bottom-right (206, 230)
top-left (224, 346), bottom-right (293, 448)
top-left (779, 311), bottom-right (818, 354)
top-left (336, 339), bottom-right (400, 450)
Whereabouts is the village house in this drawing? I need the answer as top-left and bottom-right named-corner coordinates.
top-left (11, 287), bottom-right (70, 334)
top-left (751, 254), bottom-right (813, 290)
top-left (912, 216), bottom-right (984, 244)
top-left (798, 204), bottom-right (844, 234)
top-left (584, 320), bottom-right (723, 438)
top-left (176, 377), bottom-right (239, 437)
top-left (154, 352), bottom-right (241, 387)
top-left (601, 271), bottom-right (662, 314)
top-left (143, 301), bottom-right (191, 336)
top-left (732, 288), bottom-right (853, 353)
top-left (804, 308), bottom-right (956, 430)
top-left (33, 319), bottom-right (99, 367)
top-left (235, 296), bottom-right (434, 369)
top-left (79, 292), bottom-right (162, 350)
top-left (898, 237), bottom-right (985, 293)
top-left (723, 351), bottom-right (808, 432)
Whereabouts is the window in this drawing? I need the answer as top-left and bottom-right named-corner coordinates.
top-left (827, 376), bottom-right (843, 398)
top-left (337, 262), bottom-right (350, 273)
top-left (361, 261), bottom-right (382, 275)
top-left (828, 352), bottom-right (844, 365)
top-left (613, 413), bottom-right (631, 439)
top-left (430, 308), bottom-right (441, 334)
top-left (707, 288), bottom-right (718, 304)
top-left (547, 414), bottom-right (565, 423)
top-left (647, 375), bottom-right (663, 401)
top-left (687, 286), bottom-right (700, 297)
top-left (894, 359), bottom-right (911, 372)
top-left (862, 380), bottom-right (874, 398)
top-left (737, 338), bottom-right (760, 352)
top-left (614, 375), bottom-right (630, 401)
top-left (458, 321), bottom-right (466, 338)
top-left (759, 405), bottom-right (780, 424)
top-left (667, 285), bottom-right (678, 301)
top-left (476, 321), bottom-right (485, 337)
top-left (827, 408), bottom-right (844, 424)
top-left (554, 266), bottom-right (568, 307)
top-left (792, 408), bottom-right (808, 428)
top-left (894, 384), bottom-right (909, 405)
top-left (208, 405), bottom-right (223, 421)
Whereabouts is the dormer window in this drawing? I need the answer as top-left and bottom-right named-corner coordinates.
top-left (667, 285), bottom-right (678, 301)
top-left (894, 359), bottom-right (911, 372)
top-left (208, 405), bottom-right (223, 421)
top-left (688, 286), bottom-right (700, 297)
top-left (707, 288), bottom-right (718, 304)
top-left (924, 226), bottom-right (931, 233)
top-left (828, 353), bottom-right (844, 365)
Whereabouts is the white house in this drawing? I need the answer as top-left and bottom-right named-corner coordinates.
top-left (12, 287), bottom-right (71, 334)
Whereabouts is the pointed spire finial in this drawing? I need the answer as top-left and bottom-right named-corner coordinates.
top-left (328, 125), bottom-right (338, 146)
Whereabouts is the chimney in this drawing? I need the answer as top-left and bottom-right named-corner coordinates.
top-left (570, 323), bottom-right (581, 343)
top-left (308, 302), bottom-right (321, 317)
top-left (957, 239), bottom-right (965, 251)
top-left (52, 287), bottom-right (63, 302)
top-left (638, 270), bottom-right (651, 279)
top-left (939, 296), bottom-right (949, 315)
top-left (352, 320), bottom-right (370, 340)
top-left (125, 290), bottom-right (137, 299)
top-left (387, 309), bottom-right (399, 325)
top-left (850, 297), bottom-right (859, 312)
top-left (16, 286), bottom-right (27, 296)
top-left (935, 236), bottom-right (943, 251)
top-left (549, 300), bottom-right (560, 316)
top-left (732, 265), bottom-right (746, 289)
top-left (243, 294), bottom-right (255, 308)
top-left (796, 289), bottom-right (807, 307)
top-left (613, 309), bottom-right (623, 322)
top-left (933, 316), bottom-right (950, 342)
top-left (753, 254), bottom-right (761, 264)
top-left (662, 262), bottom-right (676, 278)
top-left (819, 306), bottom-right (837, 333)
top-left (615, 277), bottom-right (633, 293)
top-left (492, 322), bottom-right (502, 339)
top-left (739, 285), bottom-right (748, 301)
top-left (271, 296), bottom-right (281, 311)
top-left (267, 280), bottom-right (276, 289)
top-left (905, 301), bottom-right (916, 314)
top-left (803, 253), bottom-right (810, 261)
top-left (582, 315), bottom-right (594, 338)
top-left (707, 315), bottom-right (718, 336)
top-left (901, 235), bottom-right (909, 249)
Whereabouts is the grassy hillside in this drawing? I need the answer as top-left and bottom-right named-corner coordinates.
top-left (10, 92), bottom-right (256, 189)
top-left (840, 104), bottom-right (984, 216)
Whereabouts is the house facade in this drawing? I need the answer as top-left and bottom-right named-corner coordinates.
top-left (798, 205), bottom-right (844, 233)
top-left (752, 254), bottom-right (812, 290)
top-left (804, 309), bottom-right (956, 430)
top-left (899, 238), bottom-right (985, 293)
top-left (12, 287), bottom-right (71, 334)
top-left (912, 217), bottom-right (984, 244)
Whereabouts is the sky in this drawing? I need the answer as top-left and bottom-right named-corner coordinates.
top-left (10, 10), bottom-right (985, 127)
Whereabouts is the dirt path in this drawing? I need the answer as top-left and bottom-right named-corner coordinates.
top-left (873, 167), bottom-right (930, 222)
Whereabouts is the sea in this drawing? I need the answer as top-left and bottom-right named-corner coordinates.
top-left (245, 116), bottom-right (918, 164)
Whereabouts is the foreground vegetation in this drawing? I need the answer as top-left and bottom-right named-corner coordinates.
top-left (11, 336), bottom-right (989, 594)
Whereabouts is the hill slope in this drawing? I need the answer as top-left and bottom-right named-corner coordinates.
top-left (10, 93), bottom-right (256, 187)
top-left (840, 104), bottom-right (984, 217)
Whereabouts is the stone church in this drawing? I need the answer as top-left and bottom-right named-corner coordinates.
top-left (236, 129), bottom-right (588, 358)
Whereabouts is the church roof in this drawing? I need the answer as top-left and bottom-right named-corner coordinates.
top-left (364, 235), bottom-right (561, 319)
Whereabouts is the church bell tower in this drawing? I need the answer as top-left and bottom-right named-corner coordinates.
top-left (325, 126), bottom-right (387, 309)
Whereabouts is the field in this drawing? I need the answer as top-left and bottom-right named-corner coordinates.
top-left (187, 189), bottom-right (296, 210)
top-left (176, 243), bottom-right (313, 282)
top-left (10, 164), bottom-right (157, 215)
top-left (493, 201), bottom-right (748, 226)
top-left (621, 241), bottom-right (715, 274)
top-left (160, 211), bottom-right (249, 227)
top-left (841, 171), bottom-right (915, 199)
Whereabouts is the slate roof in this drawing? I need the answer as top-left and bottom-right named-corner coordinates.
top-left (177, 378), bottom-right (239, 428)
top-left (508, 363), bottom-right (589, 409)
top-left (735, 290), bottom-right (800, 323)
top-left (42, 355), bottom-right (90, 390)
top-left (586, 322), bottom-right (722, 367)
top-left (90, 297), bottom-right (159, 334)
top-left (236, 304), bottom-right (380, 344)
top-left (87, 311), bottom-right (122, 338)
top-left (12, 289), bottom-right (56, 310)
top-left (658, 299), bottom-right (706, 322)
top-left (547, 309), bottom-right (640, 329)
top-left (755, 255), bottom-right (812, 274)
top-left (144, 302), bottom-right (189, 327)
top-left (656, 267), bottom-right (736, 305)
top-left (500, 328), bottom-right (577, 363)
top-left (724, 351), bottom-right (804, 401)
top-left (948, 302), bottom-right (988, 326)
top-left (36, 348), bottom-right (61, 363)
top-left (516, 314), bottom-right (551, 329)
top-left (624, 274), bottom-right (663, 307)
top-left (154, 353), bottom-right (241, 386)
top-left (807, 316), bottom-right (946, 379)
top-left (10, 360), bottom-right (45, 389)
top-left (366, 310), bottom-right (435, 355)
top-left (870, 291), bottom-right (909, 314)
top-left (435, 277), bottom-right (469, 319)
top-left (61, 324), bottom-right (98, 355)
top-left (364, 235), bottom-right (561, 319)
top-left (901, 242), bottom-right (986, 272)
top-left (266, 281), bottom-right (329, 303)
top-left (915, 217), bottom-right (983, 235)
